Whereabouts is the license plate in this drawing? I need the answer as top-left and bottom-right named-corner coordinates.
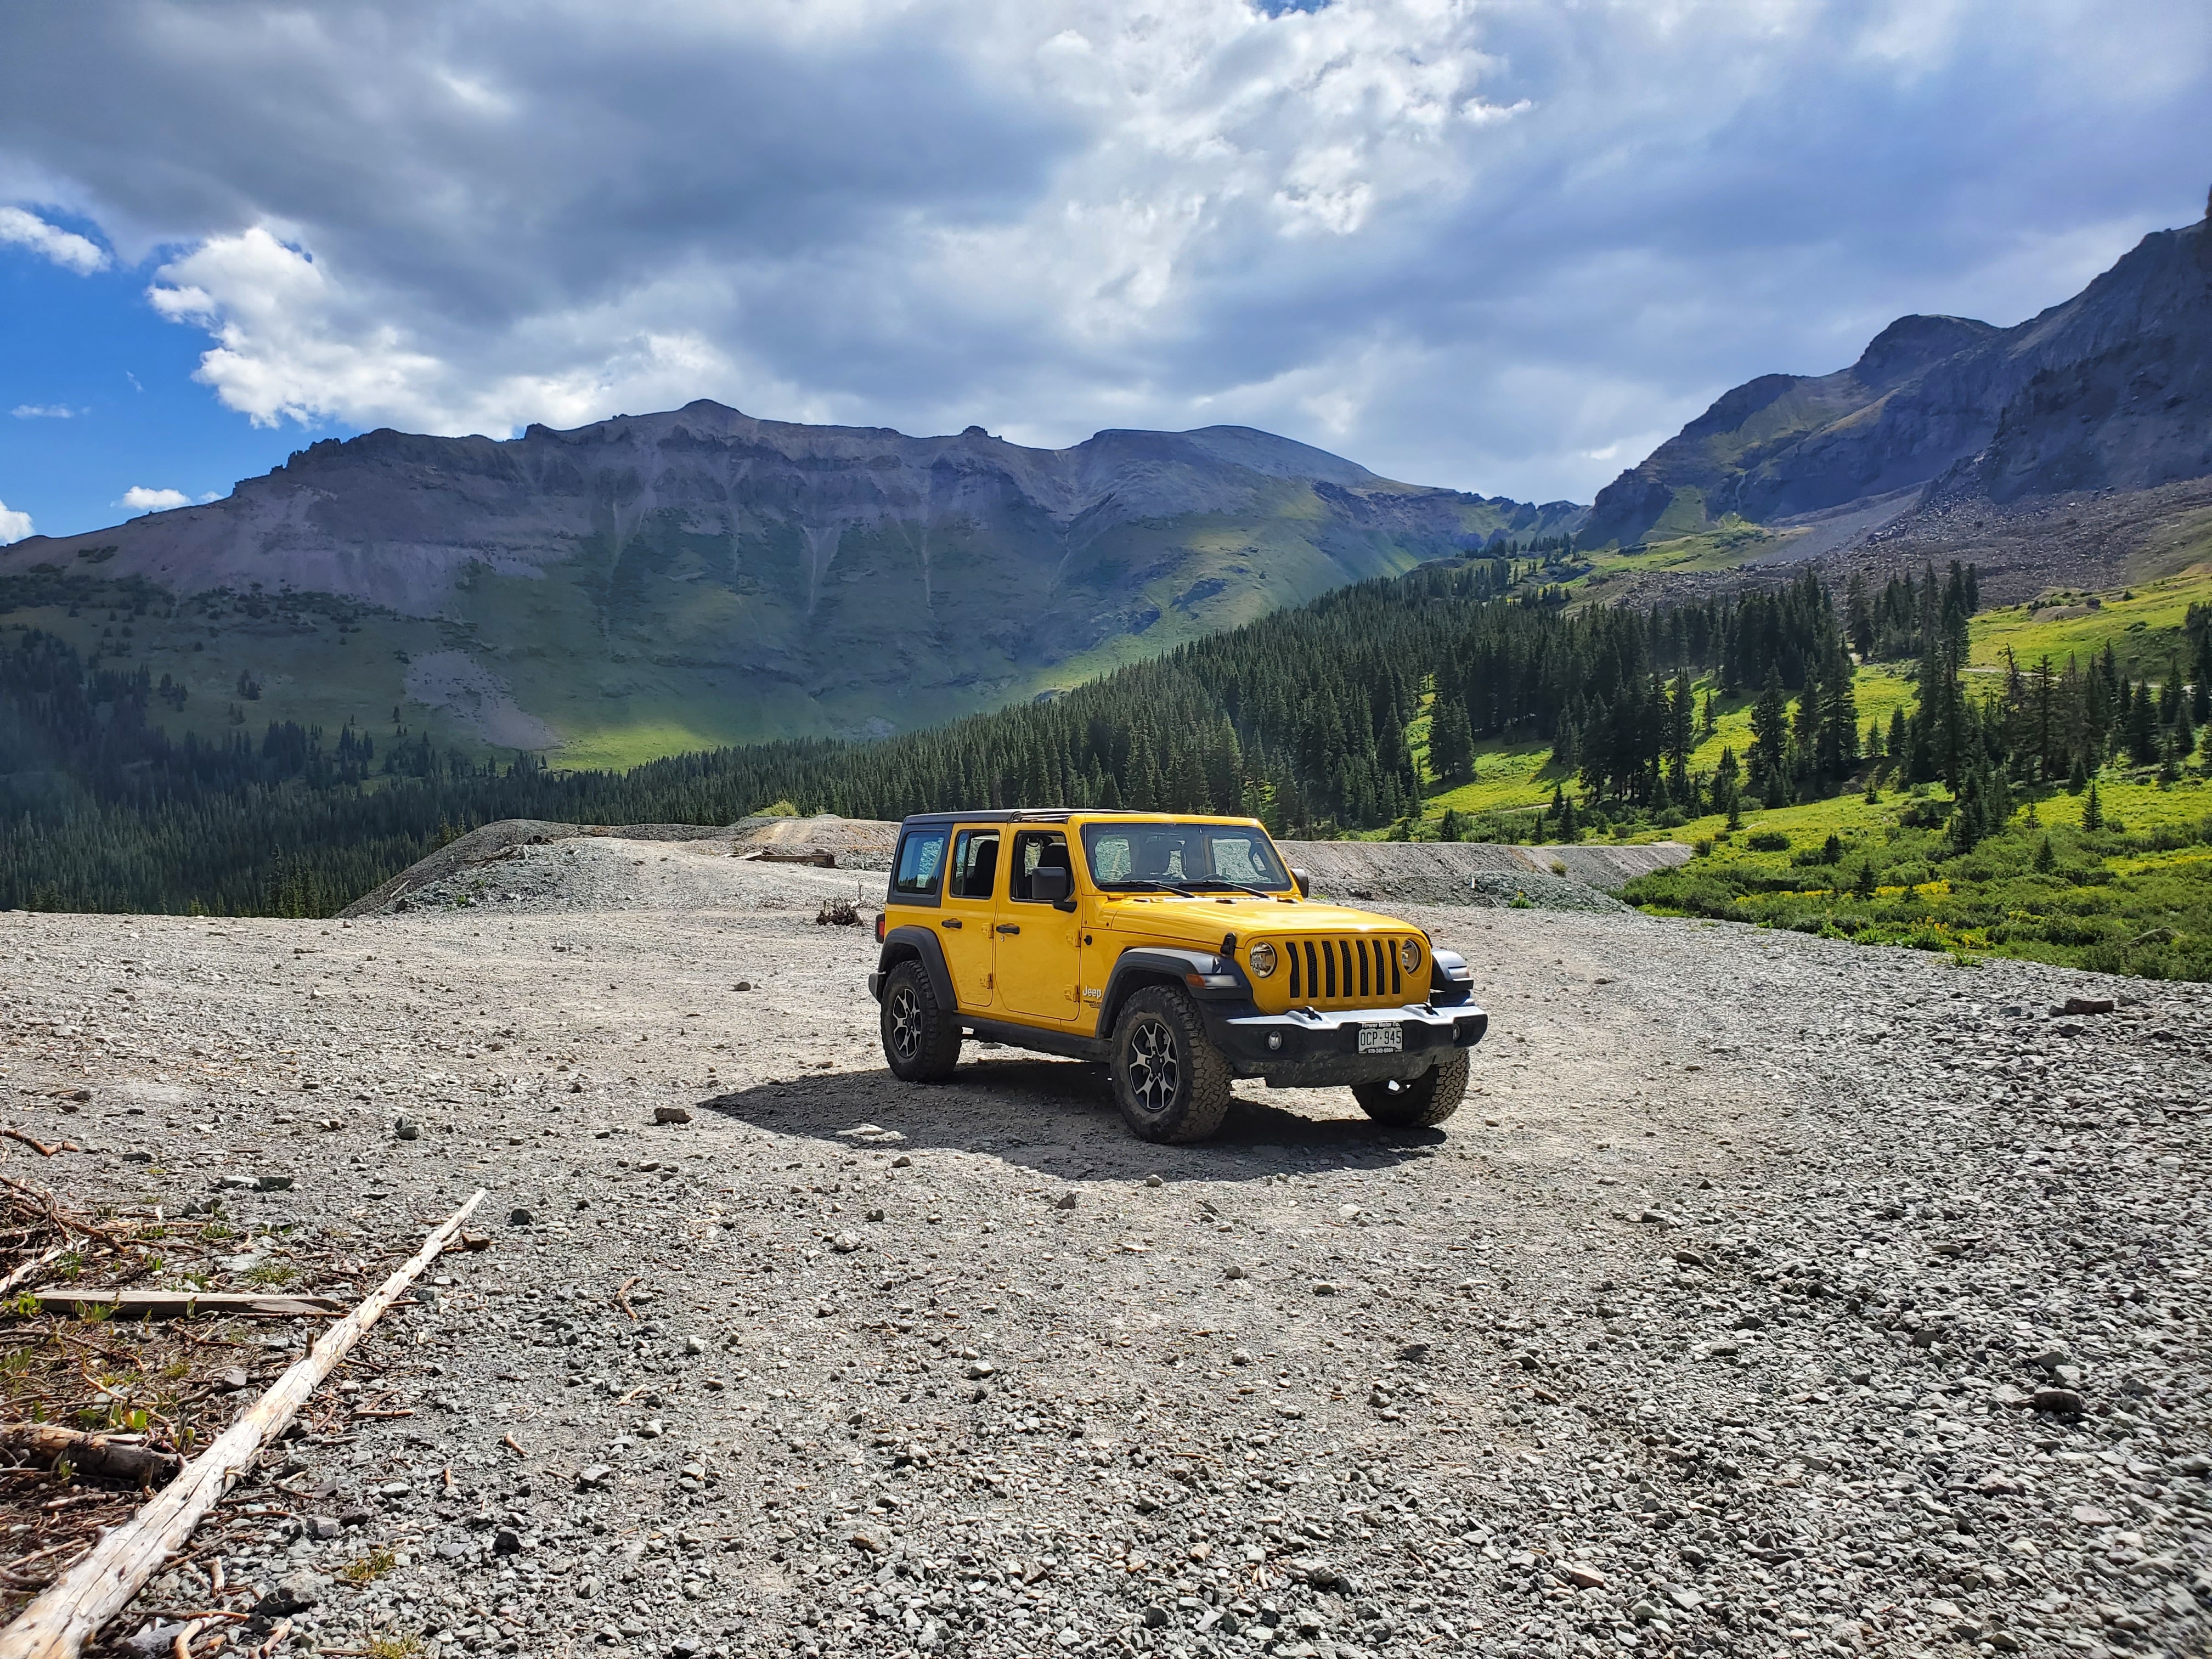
top-left (1357, 1024), bottom-right (1402, 1054)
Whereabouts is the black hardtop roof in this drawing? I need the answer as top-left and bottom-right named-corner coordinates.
top-left (896, 809), bottom-right (1132, 827)
top-left (894, 809), bottom-right (1258, 828)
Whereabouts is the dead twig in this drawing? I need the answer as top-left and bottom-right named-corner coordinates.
top-left (0, 1249), bottom-right (62, 1302)
top-left (0, 1133), bottom-right (58, 1161)
top-left (613, 1277), bottom-right (638, 1322)
top-left (0, 1425), bottom-right (180, 1487)
top-left (9, 1293), bottom-right (344, 1322)
top-left (0, 1178), bottom-right (127, 1242)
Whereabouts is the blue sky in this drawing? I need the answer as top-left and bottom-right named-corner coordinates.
top-left (1, 223), bottom-right (311, 537)
top-left (2, 0), bottom-right (2209, 543)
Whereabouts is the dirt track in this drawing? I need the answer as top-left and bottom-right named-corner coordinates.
top-left (3, 838), bottom-right (2207, 1659)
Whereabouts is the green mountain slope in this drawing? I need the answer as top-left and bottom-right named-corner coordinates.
top-left (0, 405), bottom-right (1583, 768)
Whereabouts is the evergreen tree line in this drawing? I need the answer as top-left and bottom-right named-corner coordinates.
top-left (0, 550), bottom-right (2107, 918)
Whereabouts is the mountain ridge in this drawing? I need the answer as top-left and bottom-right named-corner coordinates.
top-left (1584, 208), bottom-right (2212, 550)
top-left (0, 402), bottom-right (1582, 762)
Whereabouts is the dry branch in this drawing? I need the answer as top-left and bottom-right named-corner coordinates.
top-left (0, 1250), bottom-right (61, 1303)
top-left (0, 1427), bottom-right (179, 1489)
top-left (0, 1180), bottom-right (125, 1242)
top-left (0, 1189), bottom-right (484, 1659)
top-left (10, 1293), bottom-right (344, 1323)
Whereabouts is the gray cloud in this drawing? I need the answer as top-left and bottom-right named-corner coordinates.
top-left (2, 0), bottom-right (2206, 503)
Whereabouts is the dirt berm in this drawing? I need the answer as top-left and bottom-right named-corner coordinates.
top-left (344, 816), bottom-right (1689, 918)
top-left (338, 813), bottom-right (902, 918)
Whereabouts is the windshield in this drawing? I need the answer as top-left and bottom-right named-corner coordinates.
top-left (1080, 821), bottom-right (1293, 892)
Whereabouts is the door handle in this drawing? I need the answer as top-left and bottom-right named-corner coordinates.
top-left (996, 923), bottom-right (1020, 935)
top-left (941, 918), bottom-right (962, 929)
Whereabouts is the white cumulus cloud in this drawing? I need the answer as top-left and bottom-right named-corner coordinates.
top-left (0, 0), bottom-right (2208, 500)
top-left (121, 486), bottom-right (191, 512)
top-left (0, 500), bottom-right (31, 544)
top-left (0, 205), bottom-right (108, 274)
top-left (10, 404), bottom-right (77, 419)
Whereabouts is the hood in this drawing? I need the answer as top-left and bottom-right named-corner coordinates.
top-left (1096, 893), bottom-right (1413, 939)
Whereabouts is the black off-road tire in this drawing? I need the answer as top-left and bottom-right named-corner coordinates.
top-left (1109, 985), bottom-right (1233, 1144)
top-left (1352, 1050), bottom-right (1469, 1128)
top-left (880, 959), bottom-right (962, 1083)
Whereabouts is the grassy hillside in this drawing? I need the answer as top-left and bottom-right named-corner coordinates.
top-left (1406, 662), bottom-right (1920, 827)
top-left (6, 487), bottom-right (1553, 773)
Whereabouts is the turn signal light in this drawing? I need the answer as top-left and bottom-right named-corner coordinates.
top-left (873, 911), bottom-right (886, 943)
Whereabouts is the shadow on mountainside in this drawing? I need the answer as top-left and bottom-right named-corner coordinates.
top-left (692, 1054), bottom-right (1446, 1183)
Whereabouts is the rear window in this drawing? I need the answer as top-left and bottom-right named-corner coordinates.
top-left (890, 827), bottom-right (949, 902)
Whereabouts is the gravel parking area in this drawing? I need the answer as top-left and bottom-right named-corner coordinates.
top-left (1, 838), bottom-right (2205, 1659)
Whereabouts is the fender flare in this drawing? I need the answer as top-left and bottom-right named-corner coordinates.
top-left (1097, 947), bottom-right (1250, 1039)
top-left (876, 925), bottom-right (956, 1011)
top-left (1429, 947), bottom-right (1476, 1007)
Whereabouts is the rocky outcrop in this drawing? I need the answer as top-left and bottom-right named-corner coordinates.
top-left (1584, 209), bottom-right (2212, 548)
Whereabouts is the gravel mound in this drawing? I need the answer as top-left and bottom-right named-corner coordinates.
top-left (345, 816), bottom-right (899, 918)
top-left (1282, 842), bottom-right (1694, 911)
top-left (352, 822), bottom-right (1680, 920)
top-left (5, 881), bottom-right (2204, 1658)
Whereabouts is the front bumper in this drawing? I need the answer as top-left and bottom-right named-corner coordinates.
top-left (1201, 1001), bottom-right (1488, 1087)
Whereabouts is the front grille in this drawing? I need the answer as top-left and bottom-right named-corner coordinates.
top-left (1283, 935), bottom-right (1411, 1007)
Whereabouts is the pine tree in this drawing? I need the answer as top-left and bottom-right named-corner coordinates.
top-left (1428, 697), bottom-right (1475, 785)
top-left (2083, 780), bottom-right (2104, 831)
top-left (1748, 669), bottom-right (1790, 803)
top-left (2128, 682), bottom-right (2160, 765)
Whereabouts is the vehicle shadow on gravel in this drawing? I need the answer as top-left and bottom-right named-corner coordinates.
top-left (695, 1057), bottom-right (1446, 1182)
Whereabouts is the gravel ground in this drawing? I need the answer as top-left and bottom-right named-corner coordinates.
top-left (2, 837), bottom-right (2207, 1659)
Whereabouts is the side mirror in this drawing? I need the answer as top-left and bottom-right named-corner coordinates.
top-left (1291, 867), bottom-right (1311, 898)
top-left (1031, 865), bottom-right (1071, 905)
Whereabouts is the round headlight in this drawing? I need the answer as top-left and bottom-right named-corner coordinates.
top-left (1398, 937), bottom-right (1420, 973)
top-left (1248, 941), bottom-right (1278, 977)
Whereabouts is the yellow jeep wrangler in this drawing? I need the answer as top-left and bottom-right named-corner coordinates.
top-left (867, 811), bottom-right (1488, 1142)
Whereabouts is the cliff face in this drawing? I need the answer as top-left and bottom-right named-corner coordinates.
top-left (1584, 213), bottom-right (2212, 548)
top-left (0, 404), bottom-right (1581, 754)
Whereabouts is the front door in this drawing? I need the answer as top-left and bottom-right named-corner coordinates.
top-left (938, 826), bottom-right (1000, 1011)
top-left (996, 829), bottom-right (1081, 1021)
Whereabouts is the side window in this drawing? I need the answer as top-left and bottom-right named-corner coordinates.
top-left (1009, 830), bottom-right (1071, 902)
top-left (890, 828), bottom-right (949, 904)
top-left (949, 830), bottom-right (1000, 900)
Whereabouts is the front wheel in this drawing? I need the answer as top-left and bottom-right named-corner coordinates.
top-left (1352, 1050), bottom-right (1469, 1128)
top-left (880, 960), bottom-right (962, 1082)
top-left (1109, 986), bottom-right (1233, 1144)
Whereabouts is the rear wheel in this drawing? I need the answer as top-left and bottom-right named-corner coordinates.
top-left (1352, 1050), bottom-right (1469, 1128)
top-left (880, 959), bottom-right (962, 1082)
top-left (1110, 986), bottom-right (1232, 1144)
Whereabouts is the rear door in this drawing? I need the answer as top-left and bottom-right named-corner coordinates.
top-left (996, 828), bottom-right (1081, 1021)
top-left (937, 826), bottom-right (1001, 1009)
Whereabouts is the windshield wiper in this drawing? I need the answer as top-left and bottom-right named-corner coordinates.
top-left (1101, 880), bottom-right (1200, 897)
top-left (1186, 879), bottom-right (1282, 898)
